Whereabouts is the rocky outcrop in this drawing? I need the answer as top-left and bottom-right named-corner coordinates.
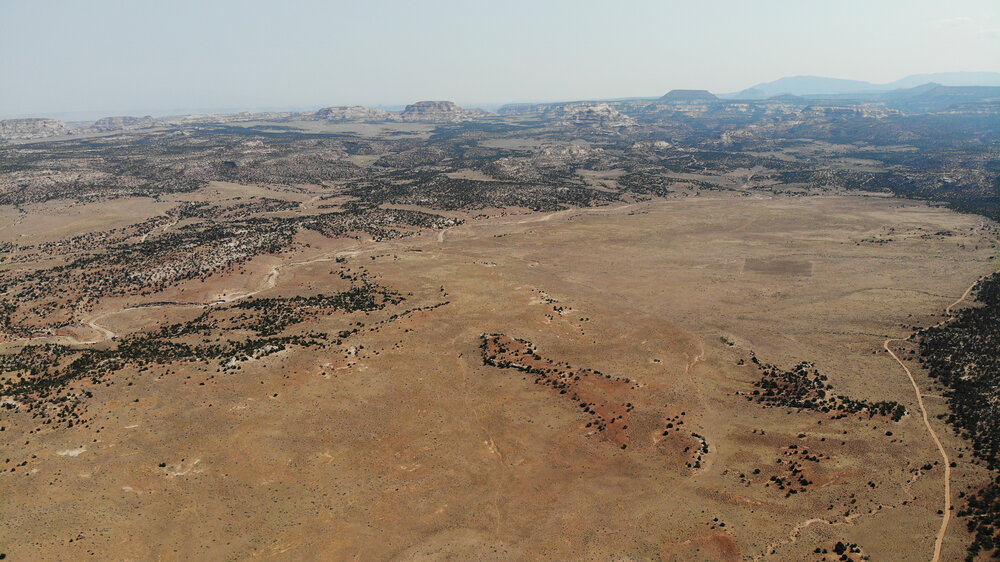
top-left (401, 101), bottom-right (484, 122)
top-left (495, 103), bottom-right (543, 116)
top-left (630, 140), bottom-right (672, 151)
top-left (314, 106), bottom-right (396, 122)
top-left (714, 103), bottom-right (905, 146)
top-left (483, 142), bottom-right (608, 182)
top-left (555, 103), bottom-right (637, 129)
top-left (91, 115), bottom-right (157, 132)
top-left (0, 118), bottom-right (72, 141)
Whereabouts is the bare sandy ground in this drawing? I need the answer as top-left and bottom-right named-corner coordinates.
top-left (2, 194), bottom-right (996, 560)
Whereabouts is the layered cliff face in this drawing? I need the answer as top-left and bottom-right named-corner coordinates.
top-left (91, 115), bottom-right (157, 132)
top-left (0, 118), bottom-right (72, 141)
top-left (496, 102), bottom-right (637, 129)
top-left (714, 103), bottom-right (908, 146)
top-left (401, 100), bottom-right (484, 122)
top-left (800, 104), bottom-right (901, 119)
top-left (555, 103), bottom-right (637, 129)
top-left (314, 106), bottom-right (396, 122)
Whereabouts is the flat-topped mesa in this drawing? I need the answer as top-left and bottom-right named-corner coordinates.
top-left (0, 118), bottom-right (72, 141)
top-left (659, 89), bottom-right (719, 102)
top-left (91, 115), bottom-right (157, 132)
top-left (556, 103), bottom-right (637, 129)
top-left (314, 105), bottom-right (397, 122)
top-left (401, 100), bottom-right (481, 122)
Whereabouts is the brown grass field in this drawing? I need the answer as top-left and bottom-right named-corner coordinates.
top-left (2, 192), bottom-right (997, 560)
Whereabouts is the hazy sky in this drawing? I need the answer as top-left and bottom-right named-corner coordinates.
top-left (1, 0), bottom-right (998, 118)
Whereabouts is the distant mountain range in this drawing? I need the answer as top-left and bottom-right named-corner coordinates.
top-left (723, 72), bottom-right (1000, 99)
top-left (5, 71), bottom-right (999, 129)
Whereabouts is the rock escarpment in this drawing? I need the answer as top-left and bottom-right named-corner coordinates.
top-left (401, 100), bottom-right (484, 122)
top-left (555, 103), bottom-right (637, 129)
top-left (314, 106), bottom-right (396, 122)
top-left (91, 115), bottom-right (157, 132)
top-left (0, 118), bottom-right (72, 141)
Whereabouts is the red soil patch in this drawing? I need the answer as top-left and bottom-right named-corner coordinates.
top-left (481, 333), bottom-right (705, 462)
top-left (482, 334), bottom-right (636, 447)
top-left (661, 531), bottom-right (741, 562)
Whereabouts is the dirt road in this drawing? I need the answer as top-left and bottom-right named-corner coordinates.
top-left (883, 269), bottom-right (995, 562)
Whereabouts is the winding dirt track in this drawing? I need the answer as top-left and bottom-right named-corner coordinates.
top-left (3, 246), bottom-right (363, 348)
top-left (7, 200), bottom-right (651, 347)
top-left (437, 202), bottom-right (640, 243)
top-left (760, 267), bottom-right (995, 562)
top-left (883, 269), bottom-right (995, 562)
top-left (756, 518), bottom-right (833, 560)
top-left (883, 339), bottom-right (951, 562)
top-left (138, 217), bottom-right (178, 243)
